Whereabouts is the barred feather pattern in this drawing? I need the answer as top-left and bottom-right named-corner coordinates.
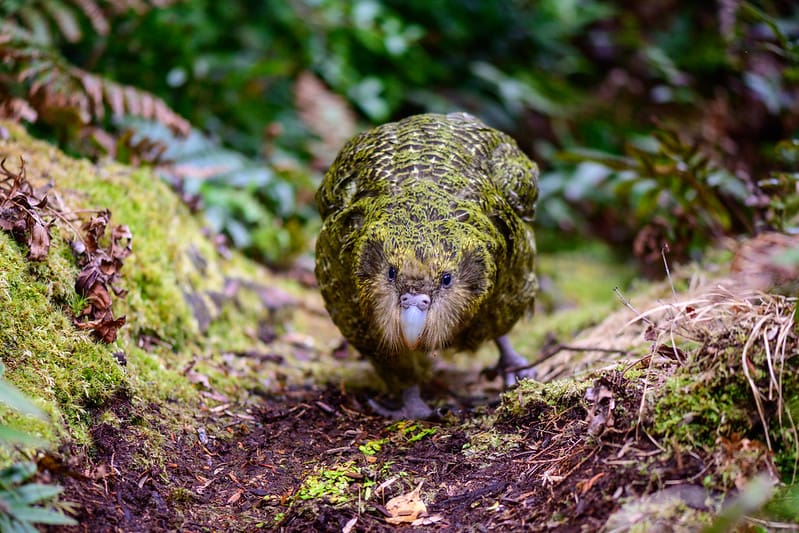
top-left (315, 113), bottom-right (539, 391)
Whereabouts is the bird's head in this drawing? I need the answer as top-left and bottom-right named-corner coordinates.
top-left (354, 212), bottom-right (498, 354)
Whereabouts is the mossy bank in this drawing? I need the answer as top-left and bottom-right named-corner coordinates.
top-left (0, 121), bottom-right (319, 464)
top-left (0, 121), bottom-right (796, 530)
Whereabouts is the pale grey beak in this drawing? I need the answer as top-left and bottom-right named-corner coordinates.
top-left (399, 293), bottom-right (430, 349)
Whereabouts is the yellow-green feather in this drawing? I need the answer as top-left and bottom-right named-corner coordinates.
top-left (315, 112), bottom-right (538, 391)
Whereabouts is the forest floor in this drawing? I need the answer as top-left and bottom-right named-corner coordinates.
top-left (1, 122), bottom-right (794, 532)
top-left (56, 257), bottom-right (793, 533)
top-left (60, 371), bottom-right (669, 532)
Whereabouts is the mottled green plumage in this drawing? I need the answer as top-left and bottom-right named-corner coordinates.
top-left (315, 113), bottom-right (538, 411)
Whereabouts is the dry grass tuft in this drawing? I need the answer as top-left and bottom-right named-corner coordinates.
top-left (627, 281), bottom-right (797, 480)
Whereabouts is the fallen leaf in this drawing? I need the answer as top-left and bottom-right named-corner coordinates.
top-left (76, 262), bottom-right (105, 295)
top-left (82, 210), bottom-right (111, 254)
top-left (27, 219), bottom-right (50, 261)
top-left (186, 369), bottom-right (212, 389)
top-left (92, 315), bottom-right (126, 343)
top-left (0, 157), bottom-right (131, 344)
top-left (87, 282), bottom-right (112, 310)
top-left (385, 482), bottom-right (427, 525)
top-left (585, 381), bottom-right (616, 436)
top-left (577, 472), bottom-right (606, 495)
top-left (411, 514), bottom-right (445, 526)
top-left (341, 516), bottom-right (358, 533)
top-left (0, 158), bottom-right (52, 260)
top-left (110, 224), bottom-right (132, 260)
top-left (226, 489), bottom-right (243, 504)
top-left (72, 210), bottom-right (131, 344)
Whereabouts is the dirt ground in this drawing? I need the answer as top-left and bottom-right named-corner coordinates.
top-left (54, 364), bottom-right (708, 532)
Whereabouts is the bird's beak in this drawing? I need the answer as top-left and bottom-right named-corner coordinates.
top-left (400, 293), bottom-right (430, 349)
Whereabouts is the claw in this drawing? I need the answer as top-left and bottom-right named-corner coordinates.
top-left (368, 385), bottom-right (435, 419)
top-left (495, 335), bottom-right (537, 387)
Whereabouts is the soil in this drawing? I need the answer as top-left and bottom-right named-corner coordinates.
top-left (54, 370), bottom-right (707, 532)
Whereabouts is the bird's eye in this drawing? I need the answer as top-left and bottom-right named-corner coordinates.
top-left (441, 272), bottom-right (452, 288)
top-left (388, 265), bottom-right (397, 282)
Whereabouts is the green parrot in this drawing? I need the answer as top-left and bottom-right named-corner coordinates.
top-left (315, 112), bottom-right (538, 418)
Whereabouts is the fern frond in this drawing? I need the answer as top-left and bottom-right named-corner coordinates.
top-left (0, 98), bottom-right (38, 122)
top-left (0, 37), bottom-right (190, 135)
top-left (15, 7), bottom-right (54, 46)
top-left (4, 0), bottom-right (178, 46)
top-left (71, 0), bottom-right (109, 35)
top-left (105, 0), bottom-right (181, 16)
top-left (40, 0), bottom-right (83, 43)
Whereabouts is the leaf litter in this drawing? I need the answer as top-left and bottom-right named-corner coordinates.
top-left (0, 156), bottom-right (131, 343)
top-left (72, 209), bottom-right (132, 343)
top-left (0, 156), bottom-right (51, 260)
top-left (49, 265), bottom-right (799, 532)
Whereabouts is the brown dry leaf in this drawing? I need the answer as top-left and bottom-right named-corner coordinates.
top-left (385, 482), bottom-right (428, 525)
top-left (576, 472), bottom-right (606, 495)
top-left (0, 157), bottom-right (53, 261)
top-left (73, 209), bottom-right (131, 344)
top-left (99, 256), bottom-right (118, 276)
top-left (27, 219), bottom-right (50, 261)
top-left (110, 224), bottom-right (133, 259)
top-left (82, 210), bottom-right (111, 253)
top-left (0, 157), bottom-right (130, 343)
top-left (86, 283), bottom-right (112, 311)
top-left (0, 97), bottom-right (38, 122)
top-left (411, 514), bottom-right (445, 526)
top-left (74, 318), bottom-right (102, 330)
top-left (226, 489), bottom-right (244, 504)
top-left (585, 381), bottom-right (616, 436)
top-left (0, 208), bottom-right (18, 230)
top-left (75, 262), bottom-right (104, 295)
top-left (92, 315), bottom-right (126, 343)
top-left (186, 368), bottom-right (212, 390)
top-left (341, 516), bottom-right (358, 533)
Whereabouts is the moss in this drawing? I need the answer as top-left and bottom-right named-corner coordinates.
top-left (462, 428), bottom-right (523, 459)
top-left (536, 243), bottom-right (636, 310)
top-left (652, 373), bottom-right (752, 448)
top-left (0, 232), bottom-right (126, 446)
top-left (358, 438), bottom-right (388, 456)
top-left (294, 461), bottom-right (370, 504)
top-left (0, 121), bottom-right (294, 467)
top-left (169, 487), bottom-right (200, 504)
top-left (651, 318), bottom-right (799, 485)
top-left (64, 165), bottom-right (203, 350)
top-left (604, 494), bottom-right (714, 532)
top-left (498, 376), bottom-right (591, 420)
top-left (386, 420), bottom-right (438, 444)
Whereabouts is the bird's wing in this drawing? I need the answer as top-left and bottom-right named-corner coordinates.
top-left (314, 129), bottom-right (378, 219)
top-left (487, 133), bottom-right (539, 224)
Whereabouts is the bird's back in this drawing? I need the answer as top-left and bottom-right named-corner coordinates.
top-left (315, 113), bottom-right (538, 362)
top-left (316, 113), bottom-right (537, 223)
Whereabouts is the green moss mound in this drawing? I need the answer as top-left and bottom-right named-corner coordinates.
top-left (0, 121), bottom-right (295, 460)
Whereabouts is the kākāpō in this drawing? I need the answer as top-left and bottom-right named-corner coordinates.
top-left (315, 112), bottom-right (538, 419)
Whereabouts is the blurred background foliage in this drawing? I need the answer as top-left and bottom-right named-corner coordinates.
top-left (0, 0), bottom-right (797, 271)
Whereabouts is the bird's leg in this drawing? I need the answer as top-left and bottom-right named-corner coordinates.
top-left (495, 335), bottom-right (537, 388)
top-left (368, 384), bottom-right (434, 420)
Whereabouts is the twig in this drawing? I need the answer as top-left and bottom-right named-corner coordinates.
top-left (661, 244), bottom-right (676, 300)
top-left (503, 344), bottom-right (631, 375)
top-left (614, 286), bottom-right (654, 326)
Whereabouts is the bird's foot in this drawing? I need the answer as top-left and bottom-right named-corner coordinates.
top-left (367, 385), bottom-right (437, 420)
top-left (495, 335), bottom-right (537, 388)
